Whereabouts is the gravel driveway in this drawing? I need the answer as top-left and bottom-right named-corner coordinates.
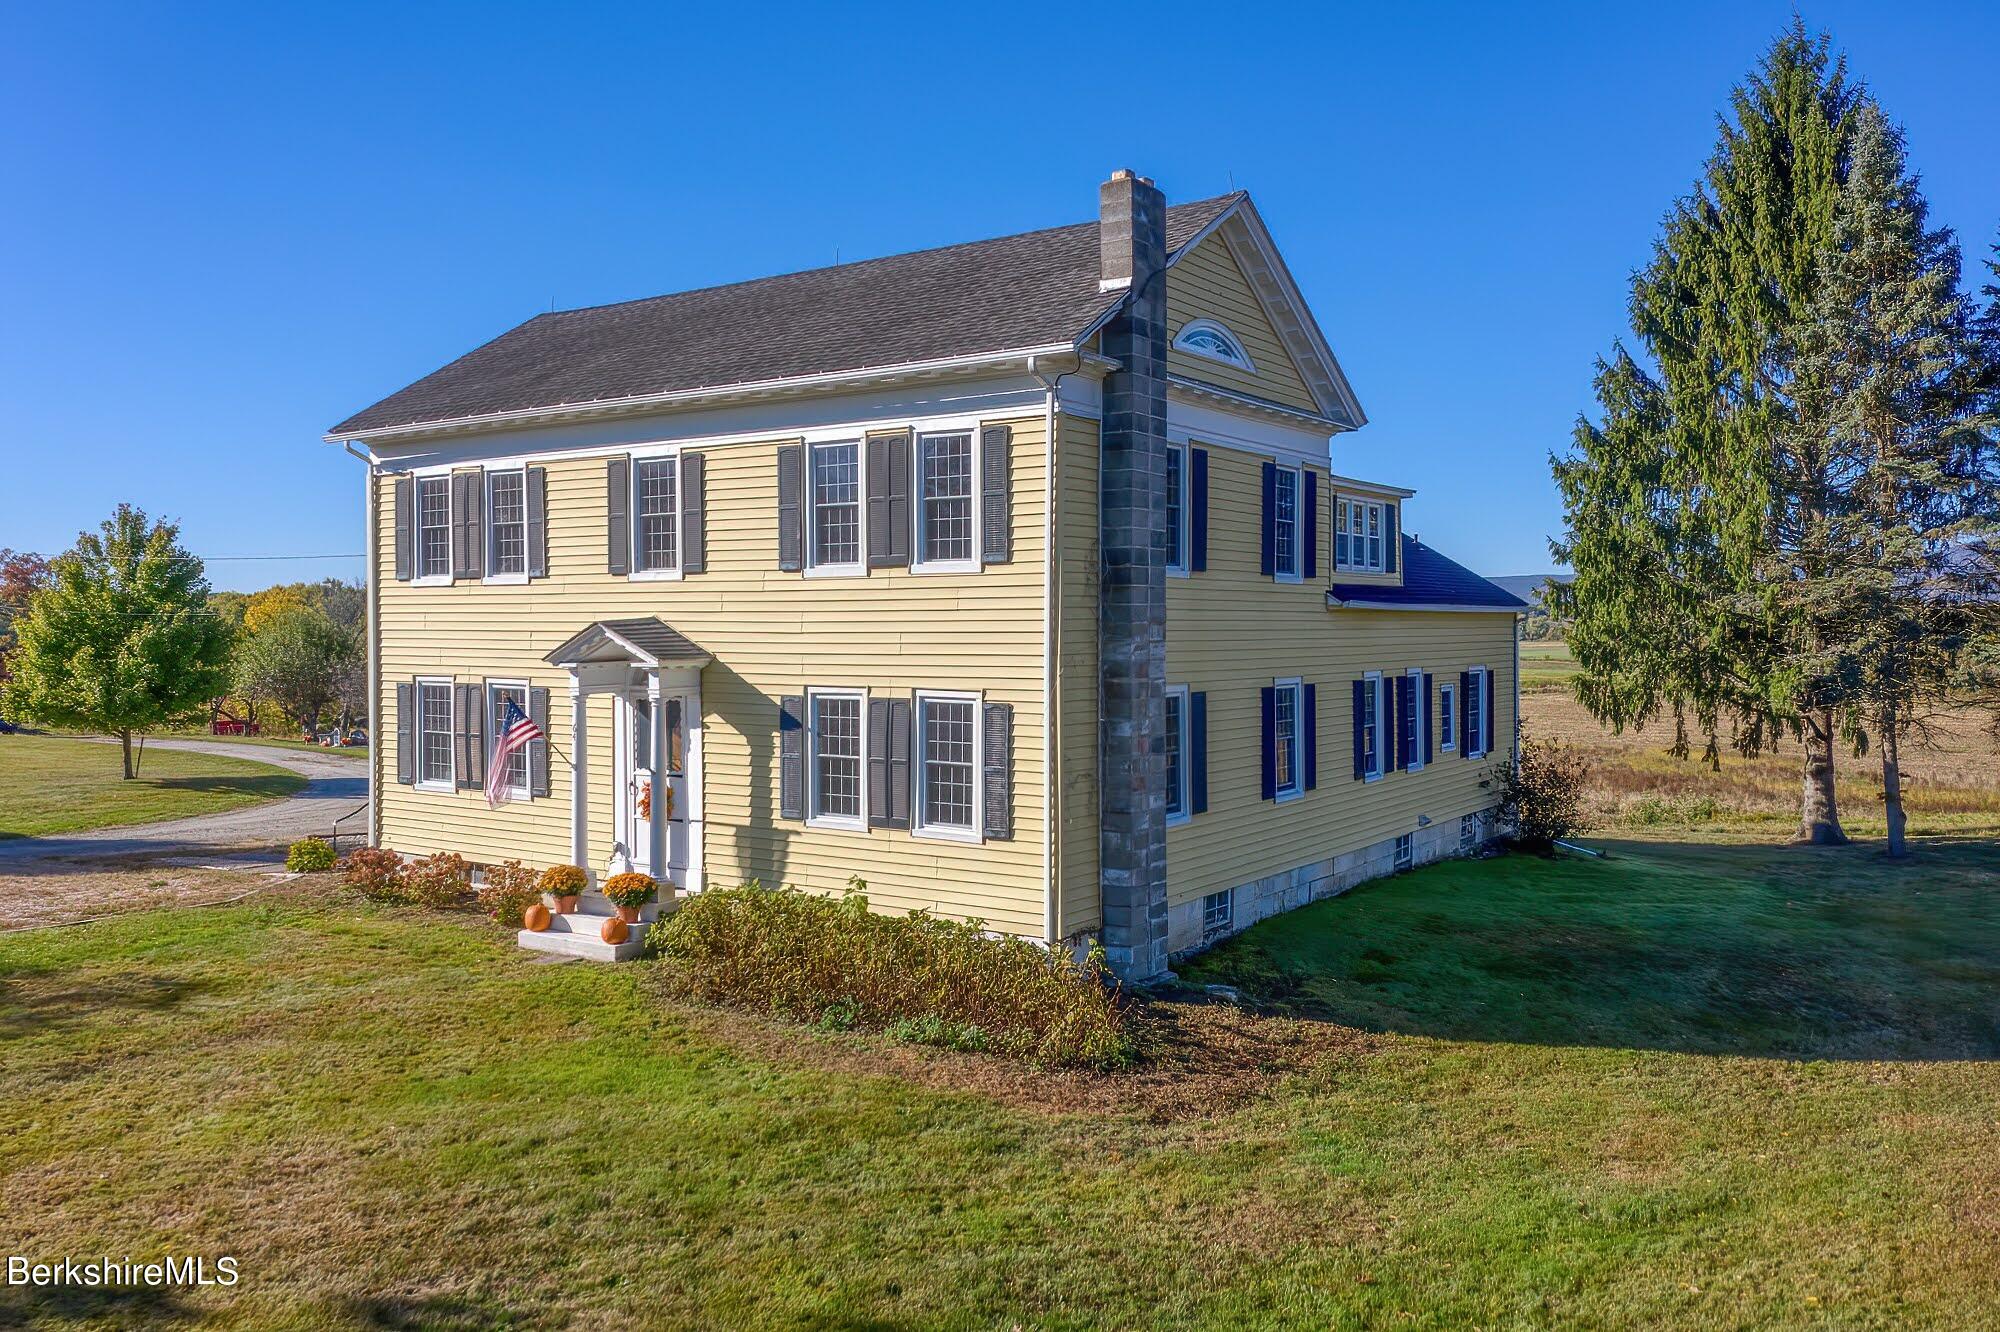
top-left (0, 739), bottom-right (368, 869)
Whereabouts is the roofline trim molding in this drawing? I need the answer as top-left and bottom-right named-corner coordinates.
top-left (1324, 595), bottom-right (1525, 614)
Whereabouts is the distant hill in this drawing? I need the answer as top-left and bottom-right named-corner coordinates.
top-left (1486, 574), bottom-right (1572, 606)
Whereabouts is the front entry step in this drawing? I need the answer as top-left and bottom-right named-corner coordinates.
top-left (515, 893), bottom-right (673, 963)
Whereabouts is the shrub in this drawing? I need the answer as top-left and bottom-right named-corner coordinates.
top-left (341, 847), bottom-right (408, 903)
top-left (537, 864), bottom-right (588, 898)
top-left (477, 859), bottom-right (541, 925)
top-left (650, 880), bottom-right (1134, 1069)
top-left (1496, 731), bottom-right (1592, 855)
top-left (286, 837), bottom-right (337, 873)
top-left (405, 852), bottom-right (473, 909)
top-left (602, 871), bottom-right (658, 909)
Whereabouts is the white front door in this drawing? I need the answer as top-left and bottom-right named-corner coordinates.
top-left (618, 694), bottom-right (655, 875)
top-left (660, 690), bottom-right (693, 882)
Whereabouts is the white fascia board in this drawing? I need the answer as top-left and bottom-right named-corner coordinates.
top-left (1325, 596), bottom-right (1526, 615)
top-left (1324, 473), bottom-right (1416, 500)
top-left (1167, 391), bottom-right (1334, 472)
top-left (1222, 202), bottom-right (1367, 428)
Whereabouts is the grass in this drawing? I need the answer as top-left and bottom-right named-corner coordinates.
top-left (1518, 638), bottom-right (1579, 691)
top-left (0, 733), bottom-right (307, 839)
top-left (4, 839), bottom-right (1998, 1328)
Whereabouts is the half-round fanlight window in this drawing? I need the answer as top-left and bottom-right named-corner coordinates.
top-left (1171, 318), bottom-right (1255, 371)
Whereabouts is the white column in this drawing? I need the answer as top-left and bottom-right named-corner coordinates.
top-left (569, 676), bottom-right (588, 875)
top-left (647, 670), bottom-right (666, 882)
top-left (685, 686), bottom-right (704, 894)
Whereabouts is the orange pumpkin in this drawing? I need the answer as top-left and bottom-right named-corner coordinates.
top-left (600, 916), bottom-right (630, 945)
top-left (523, 903), bottom-right (552, 932)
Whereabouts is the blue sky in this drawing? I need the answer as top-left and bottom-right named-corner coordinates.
top-left (3, 2), bottom-right (1996, 590)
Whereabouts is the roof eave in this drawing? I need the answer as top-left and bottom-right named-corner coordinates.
top-left (1324, 594), bottom-right (1527, 614)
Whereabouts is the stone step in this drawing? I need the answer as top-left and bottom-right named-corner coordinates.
top-left (516, 924), bottom-right (646, 963)
top-left (556, 892), bottom-right (664, 924)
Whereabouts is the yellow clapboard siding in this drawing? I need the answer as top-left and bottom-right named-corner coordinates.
top-left (1056, 412), bottom-right (1101, 940)
top-left (1166, 233), bottom-right (1320, 413)
top-left (374, 418), bottom-right (1051, 937)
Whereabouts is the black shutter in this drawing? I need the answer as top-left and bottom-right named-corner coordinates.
top-left (525, 466), bottom-right (548, 578)
top-left (980, 424), bottom-right (1011, 564)
top-left (681, 452), bottom-right (706, 574)
top-left (1424, 673), bottom-right (1435, 765)
top-left (1460, 669), bottom-right (1474, 755)
top-left (1303, 682), bottom-right (1318, 790)
top-left (395, 681), bottom-right (414, 784)
top-left (1484, 668), bottom-right (1496, 756)
top-left (454, 683), bottom-right (483, 789)
top-left (529, 687), bottom-right (550, 797)
top-left (982, 701), bottom-right (1012, 839)
top-left (1259, 686), bottom-right (1276, 801)
top-left (393, 477), bottom-right (413, 581)
top-left (887, 698), bottom-right (912, 827)
top-left (1190, 447), bottom-right (1210, 572)
top-left (1390, 676), bottom-right (1405, 772)
top-left (867, 431), bottom-right (913, 568)
top-left (1404, 676), bottom-right (1419, 771)
top-left (452, 472), bottom-right (483, 580)
top-left (1351, 679), bottom-right (1366, 781)
top-left (867, 698), bottom-right (893, 826)
top-left (1303, 471), bottom-right (1319, 581)
top-left (606, 457), bottom-right (630, 575)
top-left (1384, 502), bottom-right (1399, 573)
top-left (777, 444), bottom-right (803, 572)
top-left (1190, 691), bottom-right (1208, 814)
top-left (1259, 462), bottom-right (1277, 576)
top-left (779, 695), bottom-right (804, 819)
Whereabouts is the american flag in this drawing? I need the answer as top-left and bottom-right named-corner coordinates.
top-left (486, 698), bottom-right (544, 808)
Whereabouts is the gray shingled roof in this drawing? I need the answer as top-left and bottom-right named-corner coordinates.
top-left (1329, 538), bottom-right (1529, 611)
top-left (333, 195), bottom-right (1244, 437)
top-left (543, 618), bottom-right (709, 666)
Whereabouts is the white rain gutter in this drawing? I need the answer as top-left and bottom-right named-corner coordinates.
top-left (1028, 353), bottom-right (1063, 949)
top-left (341, 439), bottom-right (382, 847)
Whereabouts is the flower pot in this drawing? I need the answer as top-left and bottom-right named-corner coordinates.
top-left (555, 893), bottom-right (581, 915)
top-left (600, 916), bottom-right (630, 945)
top-left (616, 904), bottom-right (641, 924)
top-left (522, 903), bottom-right (551, 932)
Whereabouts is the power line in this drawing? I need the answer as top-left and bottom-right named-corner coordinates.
top-left (199, 553), bottom-right (364, 562)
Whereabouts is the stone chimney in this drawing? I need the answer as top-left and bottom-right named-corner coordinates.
top-left (1095, 169), bottom-right (1172, 983)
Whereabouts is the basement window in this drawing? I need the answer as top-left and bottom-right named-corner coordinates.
top-left (1202, 889), bottom-right (1233, 933)
top-left (1394, 833), bottom-right (1414, 870)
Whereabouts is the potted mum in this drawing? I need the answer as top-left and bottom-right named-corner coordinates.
top-left (538, 864), bottom-right (588, 915)
top-left (601, 871), bottom-right (658, 924)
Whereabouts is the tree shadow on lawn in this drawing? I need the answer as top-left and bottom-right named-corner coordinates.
top-left (0, 1280), bottom-right (200, 1328)
top-left (142, 774), bottom-right (309, 799)
top-left (1180, 833), bottom-right (2000, 1063)
top-left (0, 965), bottom-right (218, 1040)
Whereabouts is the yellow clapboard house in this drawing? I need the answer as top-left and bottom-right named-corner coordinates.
top-left (326, 170), bottom-right (1525, 973)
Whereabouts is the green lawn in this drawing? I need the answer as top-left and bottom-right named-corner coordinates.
top-left (1518, 639), bottom-right (1578, 691)
top-left (4, 836), bottom-right (1997, 1328)
top-left (0, 733), bottom-right (306, 839)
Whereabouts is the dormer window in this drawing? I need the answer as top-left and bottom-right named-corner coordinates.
top-left (1172, 318), bottom-right (1255, 372)
top-left (1336, 498), bottom-right (1389, 573)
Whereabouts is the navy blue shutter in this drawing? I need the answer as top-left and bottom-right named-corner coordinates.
top-left (1401, 676), bottom-right (1417, 771)
top-left (1190, 691), bottom-right (1208, 813)
top-left (1259, 463), bottom-right (1277, 576)
top-left (1302, 683), bottom-right (1317, 790)
top-left (1259, 686), bottom-right (1277, 801)
top-left (1390, 676), bottom-right (1405, 771)
top-left (1303, 472), bottom-right (1319, 580)
top-left (1484, 668), bottom-right (1496, 756)
top-left (1423, 673), bottom-right (1435, 765)
top-left (1190, 448), bottom-right (1210, 572)
top-left (1460, 669), bottom-right (1474, 755)
top-left (1384, 503), bottom-right (1399, 573)
top-left (1351, 680), bottom-right (1366, 780)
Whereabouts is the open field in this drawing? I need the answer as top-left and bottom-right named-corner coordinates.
top-left (5, 836), bottom-right (1998, 1329)
top-left (0, 734), bottom-right (306, 840)
top-left (1518, 639), bottom-right (1579, 691)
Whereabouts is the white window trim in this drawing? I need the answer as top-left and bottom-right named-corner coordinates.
top-left (1336, 498), bottom-right (1389, 574)
top-left (1273, 675), bottom-right (1305, 803)
top-left (485, 679), bottom-right (532, 799)
top-left (1406, 667), bottom-right (1427, 773)
top-left (1272, 465), bottom-right (1303, 584)
top-left (912, 689), bottom-right (983, 842)
top-left (1173, 318), bottom-right (1257, 372)
top-left (482, 467), bottom-right (530, 585)
top-left (411, 472), bottom-right (454, 587)
top-left (1439, 682), bottom-right (1457, 754)
top-left (1164, 683), bottom-right (1192, 826)
top-left (1394, 832), bottom-right (1414, 870)
top-left (1468, 666), bottom-right (1491, 759)
top-left (1362, 670), bottom-right (1386, 784)
top-left (911, 430), bottom-right (982, 576)
top-left (628, 446), bottom-right (685, 582)
top-left (804, 440), bottom-right (867, 579)
top-left (414, 675), bottom-right (455, 791)
top-left (1165, 442), bottom-right (1190, 578)
top-left (805, 686), bottom-right (869, 832)
top-left (1201, 888), bottom-right (1234, 932)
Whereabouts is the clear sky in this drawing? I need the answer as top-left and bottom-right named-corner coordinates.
top-left (3, 2), bottom-right (1996, 590)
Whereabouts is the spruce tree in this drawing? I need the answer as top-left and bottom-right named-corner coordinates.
top-left (1552, 23), bottom-right (1864, 843)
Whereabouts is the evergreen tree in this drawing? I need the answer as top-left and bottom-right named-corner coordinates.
top-left (0, 505), bottom-right (233, 777)
top-left (1787, 106), bottom-right (1996, 856)
top-left (1552, 23), bottom-right (1865, 843)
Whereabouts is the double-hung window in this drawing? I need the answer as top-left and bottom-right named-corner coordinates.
top-left (1165, 443), bottom-right (1187, 575)
top-left (1164, 684), bottom-right (1191, 824)
top-left (487, 681), bottom-right (530, 797)
top-left (634, 456), bottom-right (679, 575)
top-left (1361, 672), bottom-right (1384, 781)
top-left (416, 678), bottom-right (453, 788)
top-left (915, 431), bottom-right (976, 570)
top-left (1272, 677), bottom-right (1304, 800)
top-left (1337, 499), bottom-right (1386, 572)
top-left (1272, 466), bottom-right (1301, 580)
top-left (486, 469), bottom-right (527, 579)
top-left (807, 688), bottom-right (865, 827)
top-left (1439, 682), bottom-right (1457, 753)
top-left (914, 692), bottom-right (979, 838)
top-left (416, 476), bottom-right (451, 580)
top-left (1467, 666), bottom-right (1490, 758)
top-left (1405, 668), bottom-right (1426, 772)
top-left (808, 441), bottom-right (862, 573)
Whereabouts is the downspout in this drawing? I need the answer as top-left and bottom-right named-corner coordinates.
top-left (342, 439), bottom-right (381, 848)
top-left (1027, 355), bottom-right (1063, 949)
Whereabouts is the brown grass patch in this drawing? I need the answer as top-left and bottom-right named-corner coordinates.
top-left (0, 862), bottom-right (299, 931)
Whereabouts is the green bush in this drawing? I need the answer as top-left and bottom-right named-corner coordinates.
top-left (650, 880), bottom-right (1134, 1069)
top-left (340, 847), bottom-right (409, 903)
top-left (477, 859), bottom-right (541, 925)
top-left (286, 837), bottom-right (337, 873)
